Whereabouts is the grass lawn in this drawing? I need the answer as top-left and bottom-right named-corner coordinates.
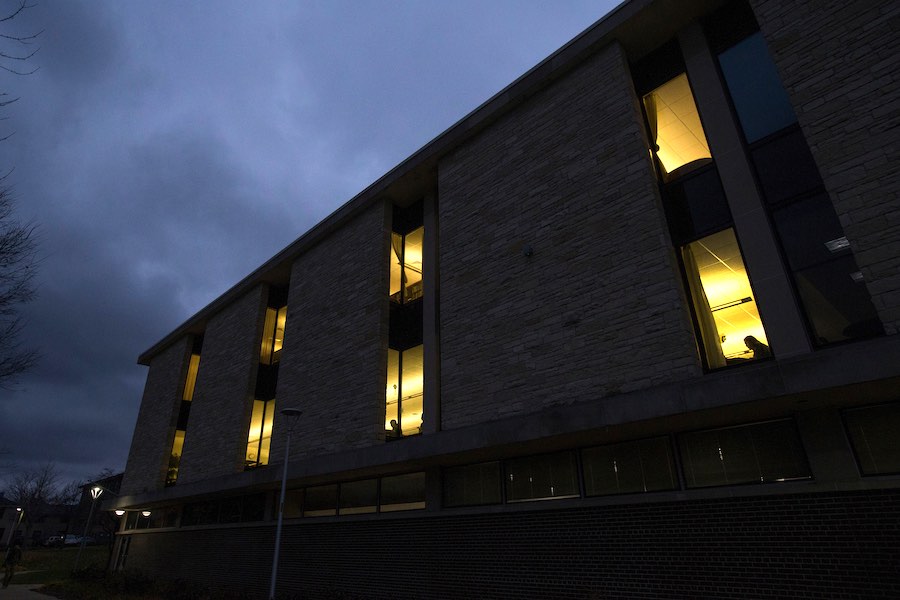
top-left (15, 545), bottom-right (111, 585)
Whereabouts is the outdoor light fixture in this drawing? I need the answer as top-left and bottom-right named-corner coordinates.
top-left (269, 407), bottom-right (303, 600)
top-left (114, 510), bottom-right (125, 517)
top-left (141, 510), bottom-right (152, 518)
top-left (75, 485), bottom-right (107, 572)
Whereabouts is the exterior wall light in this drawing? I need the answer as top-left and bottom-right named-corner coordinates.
top-left (114, 510), bottom-right (126, 517)
top-left (141, 510), bottom-right (151, 518)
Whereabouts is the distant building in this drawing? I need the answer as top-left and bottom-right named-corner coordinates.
top-left (115, 0), bottom-right (900, 597)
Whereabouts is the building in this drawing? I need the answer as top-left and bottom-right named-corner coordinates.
top-left (115, 0), bottom-right (900, 597)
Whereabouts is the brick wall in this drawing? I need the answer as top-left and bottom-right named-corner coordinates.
top-left (751, 0), bottom-right (900, 334)
top-left (437, 41), bottom-right (700, 430)
top-left (273, 201), bottom-right (389, 459)
top-left (123, 488), bottom-right (900, 599)
top-left (120, 336), bottom-right (190, 496)
top-left (178, 285), bottom-right (266, 483)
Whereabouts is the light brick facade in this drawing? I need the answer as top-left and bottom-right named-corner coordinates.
top-left (116, 1), bottom-right (900, 597)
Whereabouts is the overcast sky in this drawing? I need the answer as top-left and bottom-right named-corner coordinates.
top-left (0, 0), bottom-right (620, 488)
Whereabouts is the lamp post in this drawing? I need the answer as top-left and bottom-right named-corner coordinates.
top-left (4, 508), bottom-right (23, 547)
top-left (269, 407), bottom-right (302, 600)
top-left (74, 486), bottom-right (103, 572)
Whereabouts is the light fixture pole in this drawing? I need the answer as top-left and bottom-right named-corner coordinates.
top-left (269, 407), bottom-right (302, 600)
top-left (5, 508), bottom-right (23, 547)
top-left (74, 486), bottom-right (103, 572)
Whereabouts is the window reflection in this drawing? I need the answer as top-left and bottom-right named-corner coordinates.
top-left (682, 229), bottom-right (770, 367)
top-left (718, 32), bottom-right (797, 143)
top-left (643, 73), bottom-right (712, 180)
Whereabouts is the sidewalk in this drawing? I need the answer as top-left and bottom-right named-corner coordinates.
top-left (0, 584), bottom-right (50, 598)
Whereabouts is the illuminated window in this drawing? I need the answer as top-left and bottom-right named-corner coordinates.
top-left (505, 451), bottom-right (579, 503)
top-left (390, 226), bottom-right (424, 304)
top-left (260, 305), bottom-right (287, 365)
top-left (385, 345), bottom-right (423, 438)
top-left (245, 398), bottom-right (275, 468)
top-left (582, 437), bottom-right (677, 496)
top-left (167, 346), bottom-right (201, 486)
top-left (844, 403), bottom-right (900, 476)
top-left (679, 419), bottom-right (811, 488)
top-left (643, 73), bottom-right (712, 181)
top-left (682, 229), bottom-right (770, 368)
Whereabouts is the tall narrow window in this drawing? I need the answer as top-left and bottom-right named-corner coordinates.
top-left (260, 306), bottom-right (287, 365)
top-left (390, 226), bottom-right (424, 304)
top-left (245, 398), bottom-right (275, 468)
top-left (247, 287), bottom-right (288, 468)
top-left (387, 201), bottom-right (425, 439)
top-left (714, 26), bottom-right (883, 346)
top-left (682, 229), bottom-right (770, 367)
top-left (385, 345), bottom-right (423, 437)
top-left (167, 343), bottom-right (201, 486)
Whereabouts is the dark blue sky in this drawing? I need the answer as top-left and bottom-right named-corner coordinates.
top-left (0, 0), bottom-right (620, 486)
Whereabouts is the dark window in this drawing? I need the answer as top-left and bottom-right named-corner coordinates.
top-left (339, 479), bottom-right (378, 515)
top-left (242, 493), bottom-right (266, 522)
top-left (718, 31), bottom-right (797, 143)
top-left (751, 128), bottom-right (823, 205)
top-left (505, 451), bottom-right (579, 502)
top-left (283, 489), bottom-right (303, 519)
top-left (218, 497), bottom-right (242, 524)
top-left (582, 437), bottom-right (678, 496)
top-left (303, 485), bottom-right (338, 517)
top-left (844, 403), bottom-right (900, 476)
top-left (679, 419), bottom-right (811, 488)
top-left (380, 472), bottom-right (426, 512)
top-left (443, 462), bottom-right (502, 507)
top-left (663, 165), bottom-right (732, 244)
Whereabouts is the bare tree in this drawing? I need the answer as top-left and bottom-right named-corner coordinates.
top-left (0, 0), bottom-right (40, 388)
top-left (3, 462), bottom-right (65, 545)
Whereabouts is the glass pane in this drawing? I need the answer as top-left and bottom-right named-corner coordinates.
top-left (582, 437), bottom-right (677, 496)
top-left (794, 257), bottom-right (883, 345)
top-left (246, 400), bottom-right (266, 466)
top-left (400, 345), bottom-right (424, 435)
top-left (272, 306), bottom-right (287, 362)
top-left (844, 403), bottom-right (900, 475)
top-left (259, 307), bottom-right (277, 364)
top-left (182, 353), bottom-right (201, 401)
top-left (682, 229), bottom-right (770, 367)
top-left (166, 430), bottom-right (186, 486)
top-left (390, 232), bottom-right (403, 302)
top-left (385, 348), bottom-right (400, 437)
top-left (259, 399), bottom-right (275, 466)
top-left (339, 479), bottom-right (378, 515)
top-left (283, 489), bottom-right (303, 519)
top-left (643, 73), bottom-right (712, 180)
top-left (403, 226), bottom-right (424, 302)
top-left (664, 167), bottom-right (732, 243)
top-left (304, 485), bottom-right (338, 517)
top-left (380, 472), bottom-right (426, 512)
top-left (218, 497), bottom-right (242, 524)
top-left (241, 493), bottom-right (266, 522)
top-left (679, 419), bottom-right (811, 488)
top-left (505, 452), bottom-right (579, 502)
top-left (718, 32), bottom-right (797, 143)
top-left (443, 462), bottom-right (502, 507)
top-left (751, 129), bottom-right (823, 205)
top-left (771, 193), bottom-right (846, 272)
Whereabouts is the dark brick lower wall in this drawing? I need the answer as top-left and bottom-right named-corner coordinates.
top-left (124, 489), bottom-right (900, 599)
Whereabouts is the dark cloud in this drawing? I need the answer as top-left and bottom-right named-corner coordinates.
top-left (0, 0), bottom-right (617, 486)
